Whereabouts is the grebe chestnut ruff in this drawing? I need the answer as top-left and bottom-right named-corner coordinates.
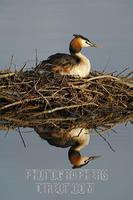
top-left (35, 34), bottom-right (98, 78)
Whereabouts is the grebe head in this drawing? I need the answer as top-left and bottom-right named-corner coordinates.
top-left (68, 148), bottom-right (101, 169)
top-left (69, 34), bottom-right (97, 54)
top-left (75, 156), bottom-right (101, 169)
top-left (71, 154), bottom-right (101, 169)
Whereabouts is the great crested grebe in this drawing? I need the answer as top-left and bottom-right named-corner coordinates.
top-left (34, 126), bottom-right (100, 168)
top-left (35, 34), bottom-right (98, 78)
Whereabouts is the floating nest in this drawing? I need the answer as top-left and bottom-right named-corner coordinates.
top-left (0, 68), bottom-right (133, 122)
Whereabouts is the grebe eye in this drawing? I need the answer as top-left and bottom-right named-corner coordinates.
top-left (86, 41), bottom-right (90, 45)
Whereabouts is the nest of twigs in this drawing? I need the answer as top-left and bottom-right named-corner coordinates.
top-left (0, 68), bottom-right (133, 121)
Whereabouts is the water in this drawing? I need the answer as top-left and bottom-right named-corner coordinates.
top-left (0, 0), bottom-right (133, 199)
top-left (0, 119), bottom-right (132, 199)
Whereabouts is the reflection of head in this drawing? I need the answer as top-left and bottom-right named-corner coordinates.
top-left (68, 149), bottom-right (100, 169)
top-left (68, 128), bottom-right (100, 168)
top-left (34, 126), bottom-right (100, 168)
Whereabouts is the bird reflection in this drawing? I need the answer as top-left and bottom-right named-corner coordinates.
top-left (34, 126), bottom-right (100, 168)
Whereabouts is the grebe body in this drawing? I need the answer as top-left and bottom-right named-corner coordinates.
top-left (35, 34), bottom-right (98, 78)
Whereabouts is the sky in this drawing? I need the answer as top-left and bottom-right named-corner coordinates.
top-left (0, 0), bottom-right (133, 71)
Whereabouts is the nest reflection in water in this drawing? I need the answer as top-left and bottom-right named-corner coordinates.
top-left (0, 109), bottom-right (132, 168)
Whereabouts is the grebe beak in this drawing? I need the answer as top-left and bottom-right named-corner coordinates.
top-left (89, 41), bottom-right (99, 48)
top-left (87, 155), bottom-right (101, 161)
top-left (71, 155), bottom-right (101, 169)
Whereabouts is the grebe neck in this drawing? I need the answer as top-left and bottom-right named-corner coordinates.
top-left (69, 41), bottom-right (81, 54)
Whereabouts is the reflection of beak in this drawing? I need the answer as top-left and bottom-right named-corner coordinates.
top-left (72, 165), bottom-right (79, 169)
top-left (71, 155), bottom-right (101, 169)
top-left (87, 155), bottom-right (101, 162)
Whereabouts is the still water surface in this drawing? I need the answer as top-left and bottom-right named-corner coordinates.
top-left (0, 0), bottom-right (133, 199)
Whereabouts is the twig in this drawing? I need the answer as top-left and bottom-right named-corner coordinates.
top-left (95, 128), bottom-right (115, 152)
top-left (0, 72), bottom-right (15, 78)
top-left (0, 97), bottom-right (42, 111)
top-left (9, 55), bottom-right (14, 71)
top-left (85, 75), bottom-right (133, 88)
top-left (125, 70), bottom-right (133, 78)
top-left (83, 75), bottom-right (120, 82)
top-left (18, 127), bottom-right (26, 148)
top-left (116, 67), bottom-right (130, 77)
top-left (19, 63), bottom-right (27, 73)
top-left (34, 79), bottom-right (50, 105)
top-left (33, 103), bottom-right (98, 117)
top-left (102, 56), bottom-right (111, 72)
top-left (35, 48), bottom-right (38, 67)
